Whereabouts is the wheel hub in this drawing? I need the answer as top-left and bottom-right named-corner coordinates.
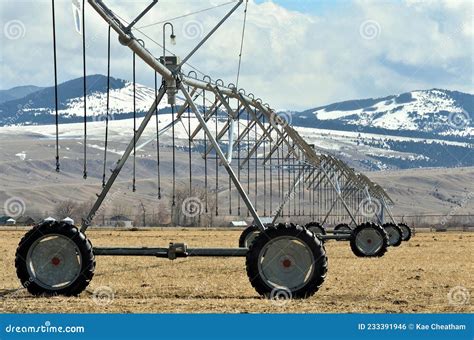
top-left (279, 255), bottom-right (296, 273)
top-left (51, 257), bottom-right (61, 266)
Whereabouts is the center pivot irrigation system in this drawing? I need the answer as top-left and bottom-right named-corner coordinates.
top-left (15, 0), bottom-right (413, 299)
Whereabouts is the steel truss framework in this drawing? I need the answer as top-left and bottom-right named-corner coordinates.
top-left (83, 0), bottom-right (396, 234)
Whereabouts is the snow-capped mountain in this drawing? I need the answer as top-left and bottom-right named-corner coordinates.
top-left (292, 89), bottom-right (473, 140)
top-left (0, 76), bottom-right (472, 170)
top-left (0, 75), bottom-right (182, 126)
top-left (286, 89), bottom-right (473, 169)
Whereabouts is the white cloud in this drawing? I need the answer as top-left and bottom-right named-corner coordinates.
top-left (0, 0), bottom-right (472, 110)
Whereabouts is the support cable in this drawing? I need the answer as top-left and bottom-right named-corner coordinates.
top-left (137, 1), bottom-right (238, 29)
top-left (236, 0), bottom-right (249, 88)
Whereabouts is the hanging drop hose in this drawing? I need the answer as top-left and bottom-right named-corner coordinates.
top-left (293, 156), bottom-right (296, 216)
top-left (82, 0), bottom-right (87, 179)
top-left (187, 92), bottom-right (192, 195)
top-left (237, 103), bottom-right (241, 216)
top-left (228, 98), bottom-right (232, 215)
top-left (287, 137), bottom-right (291, 217)
top-left (132, 52), bottom-right (136, 192)
top-left (172, 103), bottom-right (176, 206)
top-left (215, 103), bottom-right (219, 216)
top-left (276, 145), bottom-right (280, 211)
top-left (246, 106), bottom-right (250, 217)
top-left (263, 114), bottom-right (266, 216)
top-left (51, 0), bottom-right (60, 172)
top-left (203, 91), bottom-right (208, 213)
top-left (254, 107), bottom-right (257, 210)
top-left (102, 25), bottom-right (111, 188)
top-left (155, 72), bottom-right (161, 199)
top-left (269, 129), bottom-right (273, 215)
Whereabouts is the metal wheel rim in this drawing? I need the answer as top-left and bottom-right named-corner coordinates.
top-left (385, 226), bottom-right (400, 245)
top-left (26, 234), bottom-right (82, 290)
top-left (257, 236), bottom-right (315, 291)
top-left (245, 230), bottom-right (260, 248)
top-left (355, 228), bottom-right (383, 255)
top-left (400, 226), bottom-right (409, 239)
top-left (308, 226), bottom-right (323, 235)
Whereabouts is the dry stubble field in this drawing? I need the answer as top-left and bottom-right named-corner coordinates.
top-left (0, 228), bottom-right (472, 313)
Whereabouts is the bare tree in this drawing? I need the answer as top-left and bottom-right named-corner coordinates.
top-left (73, 199), bottom-right (95, 224)
top-left (171, 185), bottom-right (217, 227)
top-left (54, 200), bottom-right (78, 220)
top-left (112, 202), bottom-right (132, 218)
top-left (139, 201), bottom-right (146, 226)
top-left (149, 201), bottom-right (171, 226)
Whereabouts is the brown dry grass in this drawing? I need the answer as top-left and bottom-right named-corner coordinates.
top-left (0, 228), bottom-right (472, 313)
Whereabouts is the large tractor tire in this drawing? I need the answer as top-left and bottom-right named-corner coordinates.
top-left (246, 223), bottom-right (327, 299)
top-left (398, 223), bottom-right (412, 241)
top-left (383, 223), bottom-right (403, 247)
top-left (238, 225), bottom-right (260, 248)
top-left (15, 221), bottom-right (95, 296)
top-left (350, 222), bottom-right (389, 257)
top-left (304, 222), bottom-right (326, 237)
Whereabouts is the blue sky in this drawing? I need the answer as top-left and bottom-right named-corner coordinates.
top-left (0, 0), bottom-right (472, 110)
top-left (254, 0), bottom-right (341, 13)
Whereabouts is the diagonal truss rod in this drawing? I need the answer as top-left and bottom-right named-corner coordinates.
top-left (271, 164), bottom-right (306, 224)
top-left (81, 86), bottom-right (167, 231)
top-left (179, 83), bottom-right (265, 230)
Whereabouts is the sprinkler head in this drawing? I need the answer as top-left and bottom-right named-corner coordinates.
top-left (170, 34), bottom-right (176, 45)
